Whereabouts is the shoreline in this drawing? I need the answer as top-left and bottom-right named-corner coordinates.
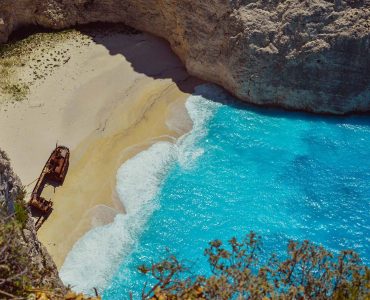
top-left (0, 29), bottom-right (200, 268)
top-left (39, 78), bottom-right (196, 268)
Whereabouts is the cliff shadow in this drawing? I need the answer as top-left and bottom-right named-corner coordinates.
top-left (9, 23), bottom-right (368, 125)
top-left (78, 23), bottom-right (203, 94)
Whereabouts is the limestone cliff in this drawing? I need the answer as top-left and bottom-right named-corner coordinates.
top-left (0, 150), bottom-right (21, 215)
top-left (0, 149), bottom-right (65, 296)
top-left (0, 0), bottom-right (369, 114)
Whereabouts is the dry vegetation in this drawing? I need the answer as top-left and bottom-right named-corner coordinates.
top-left (140, 233), bottom-right (370, 299)
top-left (0, 29), bottom-right (92, 103)
top-left (0, 23), bottom-right (139, 105)
top-left (0, 207), bottom-right (101, 300)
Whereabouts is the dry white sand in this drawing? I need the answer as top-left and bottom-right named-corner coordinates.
top-left (0, 30), bottom-right (201, 267)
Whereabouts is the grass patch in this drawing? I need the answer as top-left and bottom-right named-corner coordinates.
top-left (0, 29), bottom-right (90, 102)
top-left (3, 83), bottom-right (30, 101)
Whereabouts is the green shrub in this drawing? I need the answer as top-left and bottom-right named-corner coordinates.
top-left (139, 232), bottom-right (370, 299)
top-left (14, 201), bottom-right (28, 228)
top-left (0, 218), bottom-right (34, 298)
top-left (13, 187), bottom-right (28, 228)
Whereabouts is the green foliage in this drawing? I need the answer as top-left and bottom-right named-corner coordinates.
top-left (139, 232), bottom-right (370, 299)
top-left (14, 188), bottom-right (28, 228)
top-left (0, 217), bottom-right (33, 298)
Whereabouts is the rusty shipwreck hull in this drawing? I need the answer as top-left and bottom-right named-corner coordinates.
top-left (29, 146), bottom-right (70, 228)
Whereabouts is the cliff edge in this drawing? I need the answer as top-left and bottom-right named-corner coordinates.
top-left (0, 149), bottom-right (65, 297)
top-left (0, 0), bottom-right (369, 114)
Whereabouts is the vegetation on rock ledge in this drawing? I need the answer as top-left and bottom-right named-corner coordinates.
top-left (139, 232), bottom-right (370, 300)
top-left (0, 217), bottom-right (36, 298)
top-left (0, 217), bottom-right (100, 300)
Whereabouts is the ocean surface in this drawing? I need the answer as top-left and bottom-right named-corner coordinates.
top-left (60, 85), bottom-right (370, 298)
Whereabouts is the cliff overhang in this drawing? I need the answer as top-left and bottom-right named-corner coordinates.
top-left (0, 0), bottom-right (369, 114)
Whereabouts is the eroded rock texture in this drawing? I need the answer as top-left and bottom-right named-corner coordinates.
top-left (0, 149), bottom-right (65, 292)
top-left (0, 150), bottom-right (21, 214)
top-left (0, 0), bottom-right (369, 114)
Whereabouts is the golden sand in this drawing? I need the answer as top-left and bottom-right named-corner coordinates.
top-left (0, 30), bottom-right (200, 268)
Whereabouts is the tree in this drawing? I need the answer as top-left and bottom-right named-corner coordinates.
top-left (139, 232), bottom-right (370, 299)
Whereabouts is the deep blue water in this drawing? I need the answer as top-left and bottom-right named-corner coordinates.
top-left (60, 85), bottom-right (370, 298)
top-left (101, 85), bottom-right (370, 299)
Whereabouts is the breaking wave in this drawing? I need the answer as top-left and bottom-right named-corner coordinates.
top-left (59, 142), bottom-right (177, 292)
top-left (59, 85), bottom-right (222, 294)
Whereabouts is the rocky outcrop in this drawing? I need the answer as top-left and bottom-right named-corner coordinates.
top-left (20, 218), bottom-right (66, 291)
top-left (0, 0), bottom-right (369, 114)
top-left (0, 149), bottom-right (65, 294)
top-left (0, 150), bottom-right (21, 214)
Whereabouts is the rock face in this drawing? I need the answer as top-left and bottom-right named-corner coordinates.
top-left (19, 218), bottom-right (66, 291)
top-left (0, 149), bottom-right (65, 292)
top-left (0, 0), bottom-right (369, 114)
top-left (0, 150), bottom-right (22, 214)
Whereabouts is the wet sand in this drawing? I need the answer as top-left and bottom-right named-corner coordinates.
top-left (0, 30), bottom-right (200, 267)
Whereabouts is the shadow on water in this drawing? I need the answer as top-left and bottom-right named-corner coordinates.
top-left (6, 23), bottom-right (370, 126)
top-left (191, 85), bottom-right (370, 127)
top-left (76, 24), bottom-right (370, 127)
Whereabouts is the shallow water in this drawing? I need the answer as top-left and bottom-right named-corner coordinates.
top-left (61, 85), bottom-right (370, 298)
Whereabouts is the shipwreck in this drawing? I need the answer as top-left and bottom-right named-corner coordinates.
top-left (29, 145), bottom-right (70, 230)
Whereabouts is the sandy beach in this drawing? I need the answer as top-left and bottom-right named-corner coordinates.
top-left (0, 29), bottom-right (200, 268)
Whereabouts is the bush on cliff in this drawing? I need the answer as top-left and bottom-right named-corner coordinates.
top-left (139, 232), bottom-right (370, 300)
top-left (0, 217), bottom-right (35, 298)
top-left (14, 188), bottom-right (28, 228)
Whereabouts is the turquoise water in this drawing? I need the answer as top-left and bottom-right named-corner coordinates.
top-left (60, 85), bottom-right (370, 298)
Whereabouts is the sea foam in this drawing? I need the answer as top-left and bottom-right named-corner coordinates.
top-left (60, 142), bottom-right (177, 293)
top-left (59, 85), bottom-right (222, 294)
top-left (177, 85), bottom-right (222, 168)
